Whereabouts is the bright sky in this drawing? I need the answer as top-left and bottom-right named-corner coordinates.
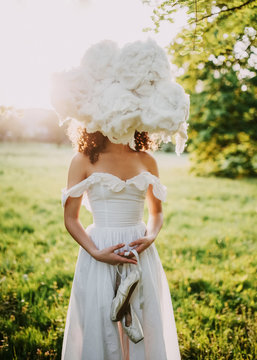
top-left (0, 0), bottom-right (187, 109)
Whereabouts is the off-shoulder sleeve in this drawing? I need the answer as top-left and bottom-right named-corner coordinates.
top-left (131, 172), bottom-right (167, 202)
top-left (61, 179), bottom-right (89, 208)
top-left (151, 176), bottom-right (167, 202)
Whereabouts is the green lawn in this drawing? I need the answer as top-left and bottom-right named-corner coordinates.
top-left (0, 142), bottom-right (256, 360)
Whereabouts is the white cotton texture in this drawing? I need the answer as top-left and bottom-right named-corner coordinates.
top-left (50, 37), bottom-right (190, 155)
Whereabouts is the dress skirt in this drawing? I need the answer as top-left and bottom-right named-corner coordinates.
top-left (61, 221), bottom-right (181, 360)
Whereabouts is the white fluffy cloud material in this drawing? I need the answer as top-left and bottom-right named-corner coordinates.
top-left (50, 38), bottom-right (190, 155)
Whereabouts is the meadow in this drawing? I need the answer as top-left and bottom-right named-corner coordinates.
top-left (0, 142), bottom-right (256, 360)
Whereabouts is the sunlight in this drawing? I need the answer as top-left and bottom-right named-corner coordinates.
top-left (0, 0), bottom-right (187, 109)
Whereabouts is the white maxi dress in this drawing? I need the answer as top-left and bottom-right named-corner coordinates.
top-left (61, 171), bottom-right (181, 360)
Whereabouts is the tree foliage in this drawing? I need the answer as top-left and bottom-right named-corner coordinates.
top-left (143, 0), bottom-right (257, 177)
top-left (143, 0), bottom-right (256, 55)
top-left (0, 106), bottom-right (69, 145)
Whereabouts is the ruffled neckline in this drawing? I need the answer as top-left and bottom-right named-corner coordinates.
top-left (61, 171), bottom-right (167, 208)
top-left (71, 171), bottom-right (158, 187)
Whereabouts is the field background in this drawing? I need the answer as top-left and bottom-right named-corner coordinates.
top-left (0, 142), bottom-right (256, 359)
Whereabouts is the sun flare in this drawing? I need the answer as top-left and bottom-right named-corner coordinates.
top-left (0, 0), bottom-right (187, 109)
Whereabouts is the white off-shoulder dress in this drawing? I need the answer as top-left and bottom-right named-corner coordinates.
top-left (61, 171), bottom-right (181, 360)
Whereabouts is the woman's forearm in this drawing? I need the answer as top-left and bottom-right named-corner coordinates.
top-left (64, 217), bottom-right (99, 258)
top-left (146, 212), bottom-right (164, 240)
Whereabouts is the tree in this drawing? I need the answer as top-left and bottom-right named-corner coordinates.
top-left (143, 0), bottom-right (257, 55)
top-left (0, 106), bottom-right (24, 141)
top-left (143, 0), bottom-right (257, 177)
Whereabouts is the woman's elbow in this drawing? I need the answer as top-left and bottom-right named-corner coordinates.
top-left (64, 214), bottom-right (77, 231)
top-left (64, 216), bottom-right (70, 231)
top-left (150, 211), bottom-right (164, 223)
top-left (159, 212), bottom-right (164, 226)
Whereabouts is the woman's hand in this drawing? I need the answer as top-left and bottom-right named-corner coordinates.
top-left (92, 243), bottom-right (138, 265)
top-left (119, 234), bottom-right (156, 257)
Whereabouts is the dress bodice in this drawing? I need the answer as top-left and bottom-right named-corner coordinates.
top-left (61, 171), bottom-right (167, 227)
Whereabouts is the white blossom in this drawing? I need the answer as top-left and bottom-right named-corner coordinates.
top-left (214, 70), bottom-right (220, 79)
top-left (197, 63), bottom-right (205, 70)
top-left (244, 27), bottom-right (256, 39)
top-left (234, 40), bottom-right (249, 60)
top-left (232, 63), bottom-right (241, 71)
top-left (238, 68), bottom-right (256, 80)
top-left (248, 53), bottom-right (257, 69)
top-left (195, 80), bottom-right (204, 93)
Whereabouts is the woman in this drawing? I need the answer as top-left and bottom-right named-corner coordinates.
top-left (61, 128), bottom-right (181, 359)
top-left (51, 38), bottom-right (190, 359)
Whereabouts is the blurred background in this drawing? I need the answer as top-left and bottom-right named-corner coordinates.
top-left (0, 0), bottom-right (256, 359)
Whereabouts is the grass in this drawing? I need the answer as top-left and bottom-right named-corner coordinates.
top-left (0, 142), bottom-right (256, 360)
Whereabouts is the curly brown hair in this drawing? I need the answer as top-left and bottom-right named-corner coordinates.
top-left (67, 121), bottom-right (158, 164)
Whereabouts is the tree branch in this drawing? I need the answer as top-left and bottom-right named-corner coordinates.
top-left (193, 0), bottom-right (198, 51)
top-left (196, 0), bottom-right (256, 23)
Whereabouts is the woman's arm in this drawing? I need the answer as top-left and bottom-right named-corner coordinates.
top-left (63, 153), bottom-right (137, 265)
top-left (145, 185), bottom-right (164, 241)
top-left (125, 153), bottom-right (164, 255)
top-left (63, 153), bottom-right (100, 257)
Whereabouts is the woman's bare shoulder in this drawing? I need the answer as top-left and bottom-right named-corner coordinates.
top-left (138, 150), bottom-right (159, 177)
top-left (70, 152), bottom-right (91, 170)
top-left (70, 151), bottom-right (90, 165)
top-left (67, 152), bottom-right (90, 187)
